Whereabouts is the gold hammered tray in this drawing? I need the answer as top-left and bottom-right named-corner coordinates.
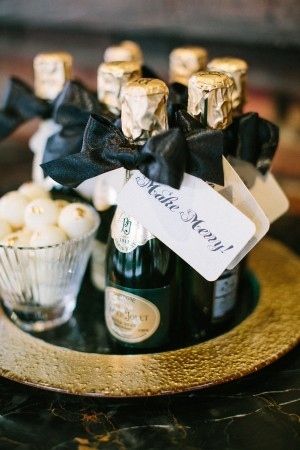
top-left (0, 238), bottom-right (299, 397)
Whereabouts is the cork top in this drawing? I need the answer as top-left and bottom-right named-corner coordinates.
top-left (122, 78), bottom-right (169, 98)
top-left (188, 71), bottom-right (233, 130)
top-left (189, 71), bottom-right (233, 90)
top-left (121, 78), bottom-right (169, 142)
top-left (207, 57), bottom-right (248, 73)
top-left (103, 40), bottom-right (143, 64)
top-left (33, 52), bottom-right (73, 100)
top-left (97, 61), bottom-right (142, 114)
top-left (169, 46), bottom-right (208, 85)
top-left (207, 57), bottom-right (248, 112)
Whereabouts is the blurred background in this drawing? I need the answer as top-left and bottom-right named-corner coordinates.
top-left (0, 0), bottom-right (299, 232)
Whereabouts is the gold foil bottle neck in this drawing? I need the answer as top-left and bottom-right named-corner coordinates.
top-left (188, 71), bottom-right (233, 130)
top-left (33, 52), bottom-right (73, 100)
top-left (169, 46), bottom-right (208, 86)
top-left (97, 61), bottom-right (142, 115)
top-left (121, 78), bottom-right (169, 143)
top-left (207, 57), bottom-right (248, 113)
top-left (103, 41), bottom-right (143, 64)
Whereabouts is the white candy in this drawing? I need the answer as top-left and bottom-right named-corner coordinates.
top-left (19, 182), bottom-right (50, 200)
top-left (24, 198), bottom-right (59, 231)
top-left (0, 220), bottom-right (12, 239)
top-left (54, 199), bottom-right (70, 212)
top-left (30, 225), bottom-right (67, 247)
top-left (59, 203), bottom-right (96, 238)
top-left (1, 229), bottom-right (32, 247)
top-left (0, 191), bottom-right (29, 229)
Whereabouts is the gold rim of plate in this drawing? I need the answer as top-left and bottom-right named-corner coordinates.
top-left (0, 238), bottom-right (299, 397)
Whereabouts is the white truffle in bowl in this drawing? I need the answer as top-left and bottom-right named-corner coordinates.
top-left (1, 230), bottom-right (32, 247)
top-left (58, 203), bottom-right (97, 238)
top-left (0, 220), bottom-right (12, 239)
top-left (18, 182), bottom-right (50, 200)
top-left (24, 198), bottom-right (59, 231)
top-left (0, 191), bottom-right (29, 229)
top-left (30, 225), bottom-right (67, 247)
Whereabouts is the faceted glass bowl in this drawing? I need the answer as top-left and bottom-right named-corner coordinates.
top-left (0, 213), bottom-right (99, 332)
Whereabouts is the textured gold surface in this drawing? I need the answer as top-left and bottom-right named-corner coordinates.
top-left (97, 61), bottom-right (141, 114)
top-left (103, 41), bottom-right (143, 64)
top-left (169, 46), bottom-right (208, 85)
top-left (121, 78), bottom-right (169, 143)
top-left (188, 71), bottom-right (233, 129)
top-left (207, 57), bottom-right (248, 112)
top-left (0, 238), bottom-right (299, 397)
top-left (33, 52), bottom-right (72, 100)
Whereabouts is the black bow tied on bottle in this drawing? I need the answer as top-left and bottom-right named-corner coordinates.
top-left (224, 112), bottom-right (279, 175)
top-left (42, 111), bottom-right (226, 190)
top-left (42, 114), bottom-right (187, 189)
top-left (0, 77), bottom-right (50, 139)
top-left (175, 109), bottom-right (225, 186)
top-left (167, 82), bottom-right (188, 128)
top-left (42, 80), bottom-right (113, 164)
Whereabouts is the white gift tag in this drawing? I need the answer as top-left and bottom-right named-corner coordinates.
top-left (117, 171), bottom-right (256, 281)
top-left (218, 158), bottom-right (270, 269)
top-left (228, 157), bottom-right (289, 224)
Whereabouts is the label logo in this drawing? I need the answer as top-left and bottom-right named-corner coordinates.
top-left (105, 287), bottom-right (160, 343)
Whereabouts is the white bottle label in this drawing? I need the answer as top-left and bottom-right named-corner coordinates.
top-left (105, 287), bottom-right (160, 343)
top-left (212, 268), bottom-right (239, 320)
top-left (111, 208), bottom-right (154, 253)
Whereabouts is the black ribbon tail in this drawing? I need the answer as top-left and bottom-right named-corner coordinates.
top-left (42, 151), bottom-right (117, 188)
top-left (256, 118), bottom-right (279, 174)
top-left (176, 109), bottom-right (225, 186)
top-left (0, 77), bottom-right (50, 140)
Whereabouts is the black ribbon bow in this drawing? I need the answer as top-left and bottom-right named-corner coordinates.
top-left (0, 77), bottom-right (50, 139)
top-left (42, 111), bottom-right (226, 190)
top-left (42, 80), bottom-right (113, 164)
top-left (224, 112), bottom-right (279, 175)
top-left (176, 109), bottom-right (225, 186)
top-left (42, 114), bottom-right (187, 189)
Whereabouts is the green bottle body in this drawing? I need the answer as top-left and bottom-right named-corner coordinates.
top-left (105, 209), bottom-right (177, 351)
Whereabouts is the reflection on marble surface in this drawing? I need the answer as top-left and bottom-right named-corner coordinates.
top-left (0, 346), bottom-right (299, 449)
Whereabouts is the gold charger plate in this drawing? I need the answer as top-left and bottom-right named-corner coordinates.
top-left (0, 238), bottom-right (299, 397)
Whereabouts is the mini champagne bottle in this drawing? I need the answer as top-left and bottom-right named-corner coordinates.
top-left (91, 61), bottom-right (142, 291)
top-left (30, 52), bottom-right (73, 189)
top-left (105, 78), bottom-right (177, 351)
top-left (207, 57), bottom-right (249, 285)
top-left (183, 71), bottom-right (241, 342)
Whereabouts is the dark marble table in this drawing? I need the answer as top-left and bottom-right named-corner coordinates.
top-left (0, 218), bottom-right (299, 450)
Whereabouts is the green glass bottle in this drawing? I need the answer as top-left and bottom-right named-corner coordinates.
top-left (91, 60), bottom-right (142, 291)
top-left (105, 78), bottom-right (178, 352)
top-left (182, 71), bottom-right (241, 342)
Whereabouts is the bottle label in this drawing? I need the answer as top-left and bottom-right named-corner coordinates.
top-left (105, 287), bottom-right (160, 343)
top-left (212, 268), bottom-right (239, 320)
top-left (111, 208), bottom-right (154, 253)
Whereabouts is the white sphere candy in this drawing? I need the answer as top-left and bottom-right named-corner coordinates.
top-left (54, 199), bottom-right (70, 212)
top-left (24, 198), bottom-right (59, 231)
top-left (19, 182), bottom-right (50, 200)
top-left (59, 203), bottom-right (96, 238)
top-left (1, 229), bottom-right (32, 247)
top-left (0, 191), bottom-right (29, 229)
top-left (30, 225), bottom-right (67, 247)
top-left (0, 220), bottom-right (12, 239)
